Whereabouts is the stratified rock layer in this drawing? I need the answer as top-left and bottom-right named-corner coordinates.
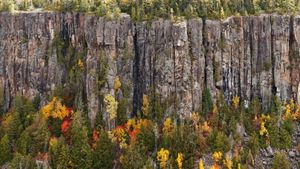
top-left (0, 12), bottom-right (300, 125)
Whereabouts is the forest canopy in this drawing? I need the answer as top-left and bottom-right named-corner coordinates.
top-left (0, 0), bottom-right (300, 20)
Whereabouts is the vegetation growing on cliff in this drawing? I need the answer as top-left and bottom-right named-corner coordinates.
top-left (0, 90), bottom-right (299, 168)
top-left (0, 0), bottom-right (300, 20)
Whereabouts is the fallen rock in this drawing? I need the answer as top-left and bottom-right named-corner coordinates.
top-left (289, 151), bottom-right (296, 158)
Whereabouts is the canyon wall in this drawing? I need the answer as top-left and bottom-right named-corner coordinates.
top-left (0, 12), bottom-right (300, 125)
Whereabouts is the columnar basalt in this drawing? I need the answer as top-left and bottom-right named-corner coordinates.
top-left (0, 12), bottom-right (300, 125)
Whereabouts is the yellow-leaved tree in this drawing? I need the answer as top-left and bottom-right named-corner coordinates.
top-left (157, 148), bottom-right (169, 169)
top-left (104, 94), bottom-right (118, 129)
top-left (41, 97), bottom-right (70, 120)
top-left (141, 94), bottom-right (149, 117)
top-left (199, 159), bottom-right (205, 169)
top-left (104, 94), bottom-right (118, 120)
top-left (176, 153), bottom-right (183, 169)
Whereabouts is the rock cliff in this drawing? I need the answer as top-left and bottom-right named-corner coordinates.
top-left (0, 12), bottom-right (300, 126)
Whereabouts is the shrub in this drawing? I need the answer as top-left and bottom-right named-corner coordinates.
top-left (271, 152), bottom-right (290, 169)
top-left (0, 0), bottom-right (14, 12)
top-left (208, 130), bottom-right (230, 153)
top-left (248, 133), bottom-right (260, 155)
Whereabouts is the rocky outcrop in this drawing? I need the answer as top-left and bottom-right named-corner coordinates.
top-left (0, 12), bottom-right (300, 126)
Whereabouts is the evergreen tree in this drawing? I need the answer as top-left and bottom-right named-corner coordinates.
top-left (16, 130), bottom-right (32, 155)
top-left (26, 114), bottom-right (50, 156)
top-left (202, 88), bottom-right (213, 117)
top-left (69, 112), bottom-right (92, 169)
top-left (7, 111), bottom-right (23, 142)
top-left (92, 131), bottom-right (115, 169)
top-left (8, 153), bottom-right (36, 169)
top-left (49, 137), bottom-right (72, 169)
top-left (0, 134), bottom-right (12, 165)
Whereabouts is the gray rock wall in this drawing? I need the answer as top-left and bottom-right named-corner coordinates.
top-left (0, 12), bottom-right (300, 125)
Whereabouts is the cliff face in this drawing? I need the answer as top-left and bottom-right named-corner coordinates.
top-left (0, 12), bottom-right (300, 125)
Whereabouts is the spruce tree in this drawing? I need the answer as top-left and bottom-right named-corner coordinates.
top-left (202, 88), bottom-right (213, 117)
top-left (92, 131), bottom-right (115, 169)
top-left (69, 112), bottom-right (92, 169)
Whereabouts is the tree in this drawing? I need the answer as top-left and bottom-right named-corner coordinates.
top-left (26, 114), bottom-right (50, 156)
top-left (16, 130), bottom-right (32, 155)
top-left (9, 153), bottom-right (36, 169)
top-left (0, 134), bottom-right (12, 165)
top-left (7, 112), bottom-right (23, 143)
top-left (49, 137), bottom-right (72, 169)
top-left (202, 88), bottom-right (213, 117)
top-left (69, 112), bottom-right (92, 169)
top-left (92, 131), bottom-right (115, 169)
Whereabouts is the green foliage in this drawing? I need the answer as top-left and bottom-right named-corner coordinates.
top-left (92, 131), bottom-right (115, 169)
top-left (202, 88), bottom-right (213, 117)
top-left (8, 153), bottom-right (36, 169)
top-left (161, 123), bottom-right (198, 169)
top-left (16, 130), bottom-right (31, 155)
top-left (69, 112), bottom-right (92, 169)
top-left (207, 130), bottom-right (230, 153)
top-left (12, 95), bottom-right (36, 127)
top-left (32, 0), bottom-right (48, 8)
top-left (271, 152), bottom-right (291, 169)
top-left (7, 112), bottom-right (23, 142)
top-left (0, 134), bottom-right (12, 165)
top-left (1, 0), bottom-right (299, 19)
top-left (0, 0), bottom-right (14, 12)
top-left (26, 115), bottom-right (50, 156)
top-left (117, 99), bottom-right (129, 125)
top-left (248, 133), bottom-right (260, 155)
top-left (135, 124), bottom-right (155, 153)
top-left (268, 125), bottom-right (292, 149)
top-left (49, 137), bottom-right (72, 169)
top-left (121, 144), bottom-right (147, 169)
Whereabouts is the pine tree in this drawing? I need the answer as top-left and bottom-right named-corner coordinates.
top-left (0, 134), bottom-right (12, 165)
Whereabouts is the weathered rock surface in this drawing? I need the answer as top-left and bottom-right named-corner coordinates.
top-left (0, 12), bottom-right (300, 126)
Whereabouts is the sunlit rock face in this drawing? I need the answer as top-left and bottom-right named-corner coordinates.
top-left (0, 12), bottom-right (299, 124)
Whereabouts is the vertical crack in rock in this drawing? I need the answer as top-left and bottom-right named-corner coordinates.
top-left (133, 22), bottom-right (141, 117)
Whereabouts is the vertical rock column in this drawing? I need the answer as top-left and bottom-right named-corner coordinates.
top-left (251, 15), bottom-right (273, 109)
top-left (291, 16), bottom-right (300, 100)
top-left (187, 19), bottom-right (205, 112)
top-left (204, 20), bottom-right (222, 101)
top-left (222, 17), bottom-right (245, 102)
top-left (172, 21), bottom-right (192, 118)
top-left (271, 15), bottom-right (291, 101)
